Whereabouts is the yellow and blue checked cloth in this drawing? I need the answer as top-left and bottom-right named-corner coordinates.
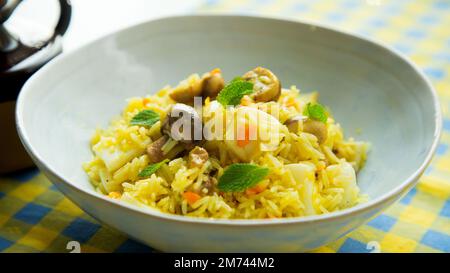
top-left (1, 0), bottom-right (449, 253)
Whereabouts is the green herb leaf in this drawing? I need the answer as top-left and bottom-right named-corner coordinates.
top-left (217, 78), bottom-right (254, 106)
top-left (230, 76), bottom-right (244, 83)
top-left (303, 103), bottom-right (328, 123)
top-left (138, 159), bottom-right (169, 178)
top-left (130, 109), bottom-right (160, 127)
top-left (218, 163), bottom-right (269, 192)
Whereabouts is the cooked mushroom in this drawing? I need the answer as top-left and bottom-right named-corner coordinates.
top-left (169, 74), bottom-right (203, 103)
top-left (169, 70), bottom-right (225, 103)
top-left (284, 115), bottom-right (305, 133)
top-left (303, 119), bottom-right (328, 144)
top-left (147, 135), bottom-right (169, 163)
top-left (189, 146), bottom-right (209, 168)
top-left (242, 67), bottom-right (281, 102)
top-left (201, 70), bottom-right (225, 99)
top-left (163, 103), bottom-right (202, 144)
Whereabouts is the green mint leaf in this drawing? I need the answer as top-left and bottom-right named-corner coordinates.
top-left (130, 109), bottom-right (160, 127)
top-left (303, 103), bottom-right (328, 123)
top-left (217, 78), bottom-right (254, 106)
top-left (218, 163), bottom-right (269, 192)
top-left (138, 159), bottom-right (169, 178)
top-left (230, 76), bottom-right (243, 83)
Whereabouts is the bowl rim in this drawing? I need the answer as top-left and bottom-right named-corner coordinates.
top-left (16, 14), bottom-right (442, 226)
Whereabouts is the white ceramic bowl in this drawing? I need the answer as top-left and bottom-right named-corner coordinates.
top-left (16, 15), bottom-right (441, 252)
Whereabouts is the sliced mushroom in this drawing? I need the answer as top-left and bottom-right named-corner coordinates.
top-left (169, 74), bottom-right (203, 103)
top-left (303, 119), bottom-right (328, 144)
top-left (284, 115), bottom-right (305, 133)
top-left (163, 103), bottom-right (202, 144)
top-left (169, 70), bottom-right (225, 103)
top-left (201, 70), bottom-right (224, 99)
top-left (188, 146), bottom-right (209, 168)
top-left (147, 135), bottom-right (169, 163)
top-left (242, 67), bottom-right (281, 102)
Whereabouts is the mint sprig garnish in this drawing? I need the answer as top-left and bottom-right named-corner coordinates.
top-left (216, 77), bottom-right (254, 106)
top-left (138, 159), bottom-right (169, 178)
top-left (130, 109), bottom-right (160, 127)
top-left (303, 103), bottom-right (328, 123)
top-left (217, 163), bottom-right (269, 192)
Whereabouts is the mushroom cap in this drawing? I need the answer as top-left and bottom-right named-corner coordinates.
top-left (303, 119), bottom-right (328, 144)
top-left (242, 67), bottom-right (281, 102)
top-left (165, 103), bottom-right (203, 143)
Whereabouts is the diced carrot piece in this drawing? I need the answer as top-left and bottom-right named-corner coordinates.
top-left (210, 68), bottom-right (221, 74)
top-left (237, 139), bottom-right (250, 148)
top-left (183, 191), bottom-right (201, 205)
top-left (142, 98), bottom-right (150, 106)
top-left (108, 191), bottom-right (121, 199)
top-left (237, 123), bottom-right (256, 147)
top-left (245, 183), bottom-right (267, 196)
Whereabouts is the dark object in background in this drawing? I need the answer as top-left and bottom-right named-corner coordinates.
top-left (0, 0), bottom-right (71, 174)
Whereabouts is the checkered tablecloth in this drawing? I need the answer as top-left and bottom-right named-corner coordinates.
top-left (1, 0), bottom-right (449, 253)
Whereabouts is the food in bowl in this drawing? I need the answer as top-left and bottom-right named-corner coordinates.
top-left (83, 67), bottom-right (369, 219)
